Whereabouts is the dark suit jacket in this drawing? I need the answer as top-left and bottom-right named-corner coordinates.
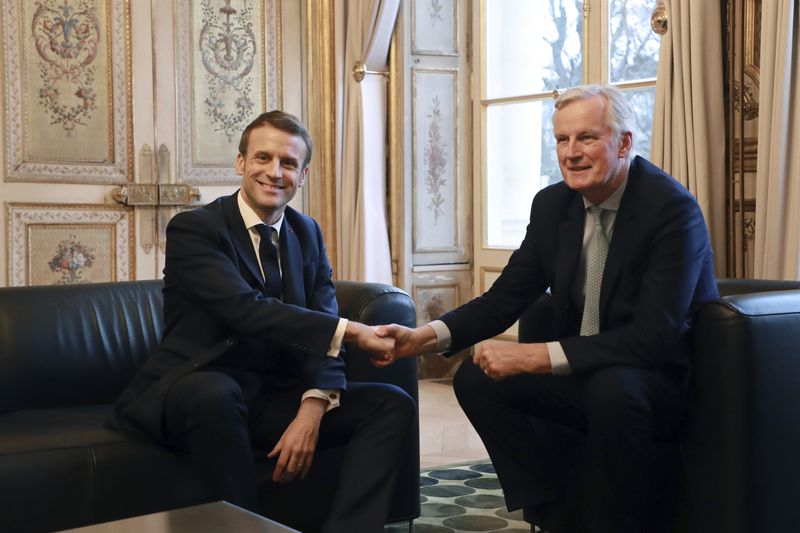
top-left (109, 192), bottom-right (346, 443)
top-left (440, 156), bottom-right (718, 374)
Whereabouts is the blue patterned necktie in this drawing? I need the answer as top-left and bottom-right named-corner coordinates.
top-left (256, 225), bottom-right (282, 300)
top-left (580, 206), bottom-right (608, 336)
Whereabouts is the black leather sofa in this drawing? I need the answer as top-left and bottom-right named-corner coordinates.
top-left (518, 278), bottom-right (800, 533)
top-left (0, 280), bottom-right (420, 532)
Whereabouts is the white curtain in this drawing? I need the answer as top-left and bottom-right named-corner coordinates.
top-left (651, 0), bottom-right (727, 275)
top-left (337, 0), bottom-right (400, 283)
top-left (753, 1), bottom-right (800, 279)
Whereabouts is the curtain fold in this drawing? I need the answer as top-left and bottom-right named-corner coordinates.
top-left (338, 0), bottom-right (400, 283)
top-left (651, 0), bottom-right (727, 275)
top-left (753, 0), bottom-right (800, 279)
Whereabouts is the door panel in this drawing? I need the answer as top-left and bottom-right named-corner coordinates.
top-left (1, 0), bottom-right (287, 287)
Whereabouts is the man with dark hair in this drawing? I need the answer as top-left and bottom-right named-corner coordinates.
top-left (376, 85), bottom-right (718, 532)
top-left (109, 110), bottom-right (414, 533)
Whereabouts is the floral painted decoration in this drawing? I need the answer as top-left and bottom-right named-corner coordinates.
top-left (424, 95), bottom-right (448, 224)
top-left (32, 0), bottom-right (100, 134)
top-left (199, 0), bottom-right (257, 142)
top-left (48, 236), bottom-right (95, 284)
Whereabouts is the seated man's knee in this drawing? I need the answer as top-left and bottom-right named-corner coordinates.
top-left (385, 384), bottom-right (417, 424)
top-left (583, 368), bottom-right (652, 430)
top-left (366, 383), bottom-right (416, 429)
top-left (176, 371), bottom-right (247, 418)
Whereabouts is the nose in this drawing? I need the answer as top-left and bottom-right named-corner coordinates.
top-left (566, 139), bottom-right (582, 159)
top-left (265, 159), bottom-right (282, 178)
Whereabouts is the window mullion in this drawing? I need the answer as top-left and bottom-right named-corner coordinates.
top-left (585, 0), bottom-right (607, 83)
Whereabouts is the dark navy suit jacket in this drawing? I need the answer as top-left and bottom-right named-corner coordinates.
top-left (109, 192), bottom-right (345, 443)
top-left (440, 156), bottom-right (718, 374)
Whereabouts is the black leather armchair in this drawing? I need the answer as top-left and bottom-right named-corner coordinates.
top-left (0, 280), bottom-right (420, 532)
top-left (683, 278), bottom-right (800, 533)
top-left (518, 279), bottom-right (800, 533)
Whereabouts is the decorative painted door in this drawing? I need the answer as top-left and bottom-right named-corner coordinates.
top-left (0, 0), bottom-right (288, 287)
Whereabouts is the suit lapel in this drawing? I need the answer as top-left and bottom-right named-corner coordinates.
top-left (222, 192), bottom-right (265, 289)
top-left (553, 194), bottom-right (585, 300)
top-left (600, 165), bottom-right (641, 315)
top-left (279, 219), bottom-right (306, 306)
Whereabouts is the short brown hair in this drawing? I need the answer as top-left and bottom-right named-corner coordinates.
top-left (238, 111), bottom-right (313, 168)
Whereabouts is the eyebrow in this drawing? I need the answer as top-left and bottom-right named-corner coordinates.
top-left (252, 151), bottom-right (299, 165)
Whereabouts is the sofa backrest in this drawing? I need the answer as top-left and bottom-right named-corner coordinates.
top-left (0, 280), bottom-right (164, 412)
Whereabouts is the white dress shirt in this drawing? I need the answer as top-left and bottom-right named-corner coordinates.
top-left (430, 177), bottom-right (628, 375)
top-left (237, 193), bottom-right (345, 409)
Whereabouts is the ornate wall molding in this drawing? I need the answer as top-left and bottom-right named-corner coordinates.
top-left (3, 0), bottom-right (133, 184)
top-left (412, 67), bottom-right (463, 259)
top-left (6, 203), bottom-right (134, 286)
top-left (412, 0), bottom-right (459, 56)
top-left (174, 0), bottom-right (282, 185)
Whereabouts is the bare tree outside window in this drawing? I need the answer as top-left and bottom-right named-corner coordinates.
top-left (481, 0), bottom-right (659, 248)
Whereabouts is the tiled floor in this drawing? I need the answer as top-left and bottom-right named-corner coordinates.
top-left (418, 379), bottom-right (489, 469)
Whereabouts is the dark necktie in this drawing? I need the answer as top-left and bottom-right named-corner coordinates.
top-left (256, 225), bottom-right (282, 299)
top-left (580, 206), bottom-right (609, 336)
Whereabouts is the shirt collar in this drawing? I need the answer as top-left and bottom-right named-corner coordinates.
top-left (582, 174), bottom-right (628, 213)
top-left (237, 190), bottom-right (284, 235)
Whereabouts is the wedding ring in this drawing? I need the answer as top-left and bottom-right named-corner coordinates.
top-left (296, 462), bottom-right (304, 468)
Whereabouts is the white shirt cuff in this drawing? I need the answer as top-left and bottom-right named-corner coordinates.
top-left (327, 318), bottom-right (348, 357)
top-left (302, 389), bottom-right (341, 412)
top-left (546, 341), bottom-right (571, 375)
top-left (428, 320), bottom-right (452, 352)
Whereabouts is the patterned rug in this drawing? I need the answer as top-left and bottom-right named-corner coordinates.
top-left (385, 460), bottom-right (537, 532)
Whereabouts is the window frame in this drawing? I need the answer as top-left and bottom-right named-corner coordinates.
top-left (475, 0), bottom-right (659, 253)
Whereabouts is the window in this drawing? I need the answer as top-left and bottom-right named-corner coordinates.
top-left (479, 0), bottom-right (660, 249)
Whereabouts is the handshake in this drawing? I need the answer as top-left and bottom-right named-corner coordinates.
top-left (343, 321), bottom-right (439, 367)
top-left (345, 320), bottom-right (554, 380)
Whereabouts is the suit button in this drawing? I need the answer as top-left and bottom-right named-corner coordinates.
top-left (225, 338), bottom-right (234, 346)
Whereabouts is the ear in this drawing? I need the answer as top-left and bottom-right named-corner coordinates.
top-left (298, 166), bottom-right (309, 187)
top-left (235, 153), bottom-right (245, 176)
top-left (618, 131), bottom-right (633, 158)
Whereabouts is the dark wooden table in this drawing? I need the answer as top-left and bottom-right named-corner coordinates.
top-left (58, 501), bottom-right (300, 532)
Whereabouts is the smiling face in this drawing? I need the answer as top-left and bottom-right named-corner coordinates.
top-left (553, 94), bottom-right (632, 204)
top-left (236, 123), bottom-right (309, 224)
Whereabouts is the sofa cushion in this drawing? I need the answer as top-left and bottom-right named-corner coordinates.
top-left (0, 404), bottom-right (210, 531)
top-left (0, 281), bottom-right (164, 413)
top-left (0, 405), bottom-right (128, 454)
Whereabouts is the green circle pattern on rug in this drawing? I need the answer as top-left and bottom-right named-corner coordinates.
top-left (385, 460), bottom-right (537, 533)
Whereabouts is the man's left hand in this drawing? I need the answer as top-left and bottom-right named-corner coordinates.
top-left (473, 341), bottom-right (552, 380)
top-left (267, 397), bottom-right (326, 483)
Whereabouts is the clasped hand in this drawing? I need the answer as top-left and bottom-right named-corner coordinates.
top-left (370, 324), bottom-right (553, 379)
top-left (370, 324), bottom-right (436, 367)
top-left (472, 341), bottom-right (551, 379)
top-left (346, 321), bottom-right (396, 365)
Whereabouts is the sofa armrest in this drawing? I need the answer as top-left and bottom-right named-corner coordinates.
top-left (332, 280), bottom-right (420, 523)
top-left (334, 280), bottom-right (418, 389)
top-left (715, 277), bottom-right (800, 297)
top-left (687, 289), bottom-right (800, 533)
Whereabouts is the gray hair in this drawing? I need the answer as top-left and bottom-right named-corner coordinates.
top-left (553, 84), bottom-right (634, 149)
